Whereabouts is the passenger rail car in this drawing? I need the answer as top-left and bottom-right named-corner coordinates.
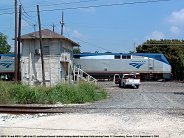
top-left (73, 53), bottom-right (172, 81)
top-left (0, 54), bottom-right (15, 80)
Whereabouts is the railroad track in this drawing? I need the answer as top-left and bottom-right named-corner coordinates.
top-left (0, 105), bottom-right (76, 114)
top-left (0, 105), bottom-right (184, 114)
top-left (0, 105), bottom-right (100, 114)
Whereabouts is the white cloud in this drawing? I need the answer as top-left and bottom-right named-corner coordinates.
top-left (72, 30), bottom-right (84, 38)
top-left (170, 26), bottom-right (180, 34)
top-left (146, 31), bottom-right (165, 40)
top-left (63, 27), bottom-right (86, 39)
top-left (168, 8), bottom-right (184, 26)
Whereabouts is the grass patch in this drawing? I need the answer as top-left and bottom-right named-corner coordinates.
top-left (0, 81), bottom-right (107, 104)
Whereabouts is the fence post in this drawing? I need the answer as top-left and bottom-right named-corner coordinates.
top-left (77, 68), bottom-right (79, 83)
top-left (73, 66), bottom-right (76, 82)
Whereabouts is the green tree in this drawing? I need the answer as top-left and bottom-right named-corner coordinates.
top-left (136, 39), bottom-right (184, 80)
top-left (73, 48), bottom-right (81, 54)
top-left (0, 33), bottom-right (11, 54)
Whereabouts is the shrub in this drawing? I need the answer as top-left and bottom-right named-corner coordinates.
top-left (0, 81), bottom-right (107, 104)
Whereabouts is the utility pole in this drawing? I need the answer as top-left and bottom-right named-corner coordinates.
top-left (51, 24), bottom-right (56, 32)
top-left (14, 0), bottom-right (18, 82)
top-left (37, 5), bottom-right (46, 86)
top-left (60, 11), bottom-right (64, 35)
top-left (17, 5), bottom-right (22, 82)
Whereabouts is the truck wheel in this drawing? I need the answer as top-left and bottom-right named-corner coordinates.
top-left (122, 83), bottom-right (125, 88)
top-left (136, 85), bottom-right (139, 89)
top-left (119, 82), bottom-right (121, 87)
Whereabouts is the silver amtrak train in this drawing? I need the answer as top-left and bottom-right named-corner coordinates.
top-left (73, 53), bottom-right (172, 80)
top-left (0, 54), bottom-right (15, 80)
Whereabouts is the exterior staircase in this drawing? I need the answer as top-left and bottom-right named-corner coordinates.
top-left (73, 66), bottom-right (97, 84)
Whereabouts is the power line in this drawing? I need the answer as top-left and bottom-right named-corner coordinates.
top-left (0, 7), bottom-right (13, 11)
top-left (64, 23), bottom-right (112, 52)
top-left (22, 16), bottom-right (36, 26)
top-left (32, 0), bottom-right (173, 13)
top-left (22, 12), bottom-right (37, 24)
top-left (22, 5), bottom-right (34, 18)
top-left (35, 0), bottom-right (101, 7)
top-left (64, 28), bottom-right (71, 38)
top-left (18, 0), bottom-right (37, 18)
top-left (73, 36), bottom-right (114, 52)
top-left (0, 0), bottom-right (172, 15)
top-left (0, 11), bottom-right (14, 16)
top-left (17, 0), bottom-right (38, 30)
top-left (0, 0), bottom-right (101, 11)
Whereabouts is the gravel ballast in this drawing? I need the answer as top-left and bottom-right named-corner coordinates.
top-left (0, 81), bottom-right (184, 138)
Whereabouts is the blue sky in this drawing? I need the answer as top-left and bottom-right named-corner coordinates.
top-left (0, 0), bottom-right (184, 53)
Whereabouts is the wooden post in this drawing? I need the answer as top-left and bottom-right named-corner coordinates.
top-left (14, 0), bottom-right (18, 82)
top-left (37, 5), bottom-right (46, 86)
top-left (73, 66), bottom-right (76, 82)
top-left (77, 68), bottom-right (79, 83)
top-left (17, 5), bottom-right (22, 82)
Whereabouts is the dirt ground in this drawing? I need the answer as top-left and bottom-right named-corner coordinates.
top-left (0, 82), bottom-right (184, 138)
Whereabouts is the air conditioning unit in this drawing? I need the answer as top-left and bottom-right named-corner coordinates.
top-left (35, 49), bottom-right (40, 55)
top-left (64, 55), bottom-right (69, 61)
top-left (61, 53), bottom-right (70, 62)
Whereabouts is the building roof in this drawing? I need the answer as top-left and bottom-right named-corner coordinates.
top-left (21, 29), bottom-right (79, 46)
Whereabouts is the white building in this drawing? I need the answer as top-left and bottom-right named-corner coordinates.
top-left (20, 29), bottom-right (79, 86)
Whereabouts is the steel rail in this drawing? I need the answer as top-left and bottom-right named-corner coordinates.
top-left (0, 105), bottom-right (184, 114)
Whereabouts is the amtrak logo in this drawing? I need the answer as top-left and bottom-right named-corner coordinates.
top-left (0, 63), bottom-right (13, 68)
top-left (129, 63), bottom-right (144, 69)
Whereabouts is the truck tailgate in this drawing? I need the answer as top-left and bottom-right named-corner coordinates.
top-left (126, 79), bottom-right (140, 85)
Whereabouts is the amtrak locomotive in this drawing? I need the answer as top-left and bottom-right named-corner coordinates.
top-left (0, 53), bottom-right (172, 81)
top-left (0, 54), bottom-right (15, 80)
top-left (73, 53), bottom-right (172, 80)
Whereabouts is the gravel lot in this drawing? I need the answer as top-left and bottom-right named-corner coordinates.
top-left (0, 81), bottom-right (184, 138)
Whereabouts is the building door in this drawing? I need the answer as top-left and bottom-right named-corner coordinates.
top-left (148, 58), bottom-right (154, 80)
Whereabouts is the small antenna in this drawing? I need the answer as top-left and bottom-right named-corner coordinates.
top-left (51, 24), bottom-right (56, 32)
top-left (33, 24), bottom-right (36, 37)
top-left (60, 11), bottom-right (64, 35)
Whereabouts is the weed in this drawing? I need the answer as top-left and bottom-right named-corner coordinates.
top-left (0, 81), bottom-right (107, 104)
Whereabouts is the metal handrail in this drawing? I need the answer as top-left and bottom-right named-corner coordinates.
top-left (73, 66), bottom-right (97, 84)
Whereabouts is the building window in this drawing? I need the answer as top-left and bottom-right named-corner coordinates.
top-left (64, 48), bottom-right (70, 53)
top-left (43, 46), bottom-right (50, 55)
top-left (60, 46), bottom-right (64, 53)
top-left (60, 41), bottom-right (64, 53)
